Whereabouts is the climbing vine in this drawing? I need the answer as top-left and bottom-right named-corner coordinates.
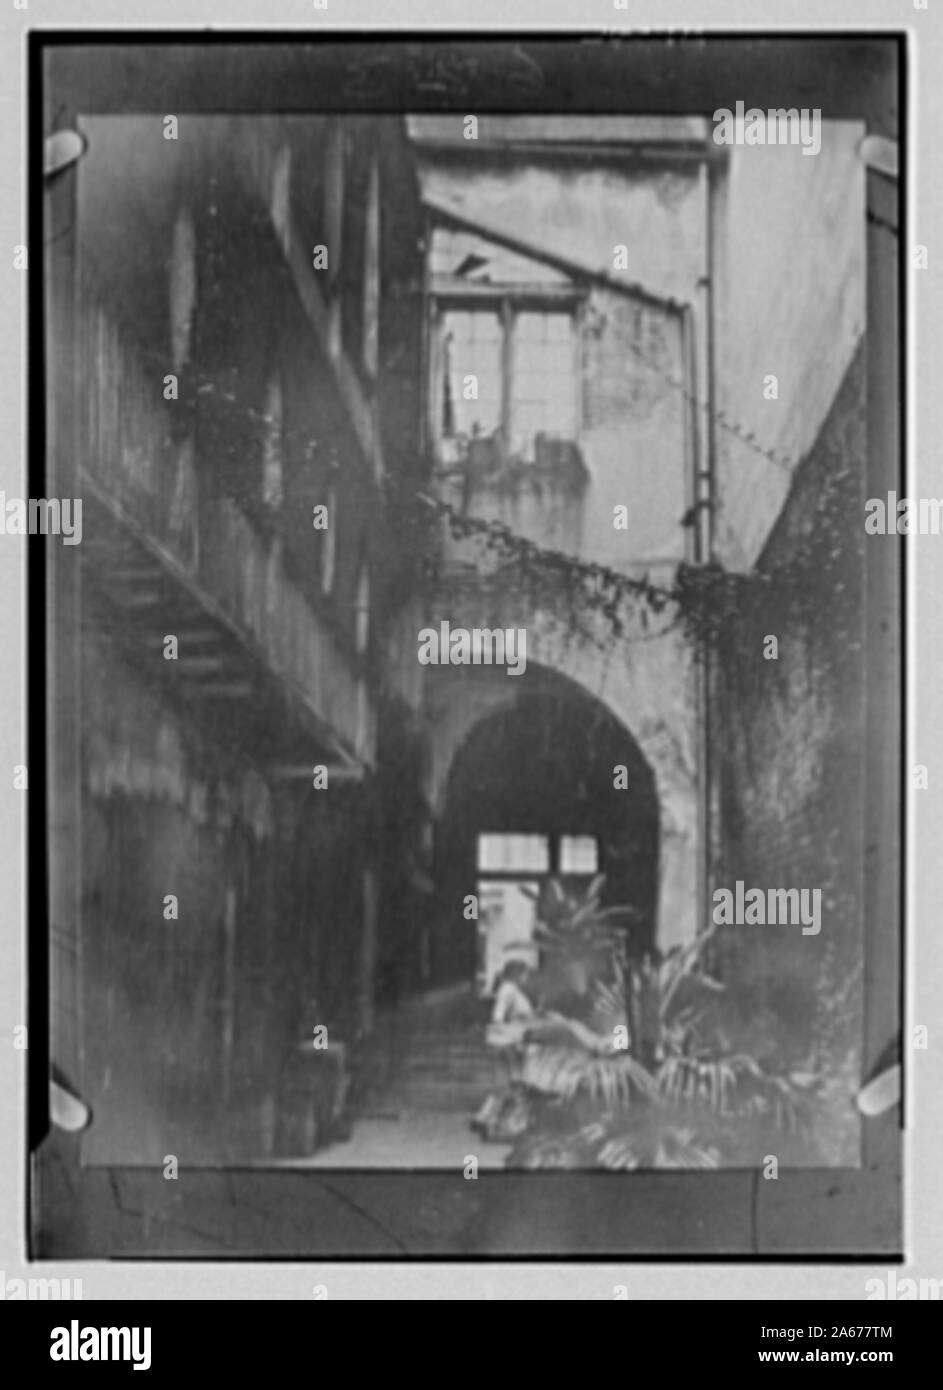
top-left (393, 486), bottom-right (755, 652)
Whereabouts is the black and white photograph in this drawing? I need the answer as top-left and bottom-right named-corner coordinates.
top-left (23, 30), bottom-right (907, 1274)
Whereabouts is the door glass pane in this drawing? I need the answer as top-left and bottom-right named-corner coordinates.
top-left (441, 309), bottom-right (503, 440)
top-left (477, 833), bottom-right (549, 873)
top-left (559, 835), bottom-right (598, 874)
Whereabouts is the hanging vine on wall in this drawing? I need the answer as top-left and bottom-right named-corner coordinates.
top-left (398, 486), bottom-right (761, 653)
top-left (389, 402), bottom-right (862, 661)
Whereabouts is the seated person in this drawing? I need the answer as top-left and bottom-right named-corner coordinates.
top-left (472, 960), bottom-right (538, 1138)
top-left (493, 960), bottom-right (535, 1020)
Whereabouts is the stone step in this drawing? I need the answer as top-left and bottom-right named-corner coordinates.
top-left (401, 1067), bottom-right (492, 1077)
top-left (390, 1074), bottom-right (493, 1092)
top-left (360, 1016), bottom-right (500, 1115)
top-left (403, 1050), bottom-right (495, 1061)
top-left (366, 1078), bottom-right (493, 1104)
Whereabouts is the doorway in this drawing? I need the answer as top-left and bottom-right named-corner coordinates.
top-left (433, 672), bottom-right (660, 994)
top-left (475, 831), bottom-right (602, 993)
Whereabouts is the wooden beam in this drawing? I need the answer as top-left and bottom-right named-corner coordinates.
top-left (423, 194), bottom-right (687, 316)
top-left (429, 277), bottom-right (581, 302)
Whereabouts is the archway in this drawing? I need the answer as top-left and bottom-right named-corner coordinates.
top-left (338, 665), bottom-right (665, 1159)
top-left (430, 669), bottom-right (660, 993)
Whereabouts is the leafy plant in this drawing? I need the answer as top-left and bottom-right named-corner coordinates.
top-left (524, 875), bottom-right (632, 954)
top-left (579, 1117), bottom-right (722, 1171)
top-left (512, 876), bottom-right (638, 1010)
top-left (493, 875), bottom-right (820, 1170)
top-left (519, 1043), bottom-right (658, 1109)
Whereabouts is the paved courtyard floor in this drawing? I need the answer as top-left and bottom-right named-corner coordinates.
top-left (273, 1109), bottom-right (510, 1169)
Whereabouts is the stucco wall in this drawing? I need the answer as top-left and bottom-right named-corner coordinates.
top-left (78, 627), bottom-right (369, 1166)
top-left (420, 151), bottom-right (704, 572)
top-left (711, 122), bottom-right (866, 570)
top-left (710, 341), bottom-right (866, 1165)
top-left (413, 145), bottom-right (708, 952)
top-left (417, 153), bottom-right (705, 303)
top-left (433, 287), bottom-right (689, 568)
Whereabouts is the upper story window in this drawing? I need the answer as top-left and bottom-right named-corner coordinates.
top-left (511, 311), bottom-right (578, 456)
top-left (442, 309), bottom-right (503, 442)
top-left (434, 300), bottom-right (580, 467)
top-left (429, 223), bottom-right (583, 469)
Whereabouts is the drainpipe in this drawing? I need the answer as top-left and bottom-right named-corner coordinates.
top-left (682, 305), bottom-right (702, 566)
top-left (693, 156), bottom-right (718, 942)
top-left (699, 158), bottom-right (718, 568)
top-left (683, 297), bottom-right (709, 948)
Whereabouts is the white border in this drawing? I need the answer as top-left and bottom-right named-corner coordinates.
top-left (1, 2), bottom-right (937, 1301)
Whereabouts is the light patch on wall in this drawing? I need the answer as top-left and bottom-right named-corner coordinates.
top-left (262, 377), bottom-right (284, 509)
top-left (169, 207), bottom-right (197, 374)
top-left (271, 142), bottom-right (292, 240)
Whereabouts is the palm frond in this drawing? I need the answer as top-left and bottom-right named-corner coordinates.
top-left (520, 1046), bottom-right (658, 1107)
top-left (592, 1120), bottom-right (721, 1170)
